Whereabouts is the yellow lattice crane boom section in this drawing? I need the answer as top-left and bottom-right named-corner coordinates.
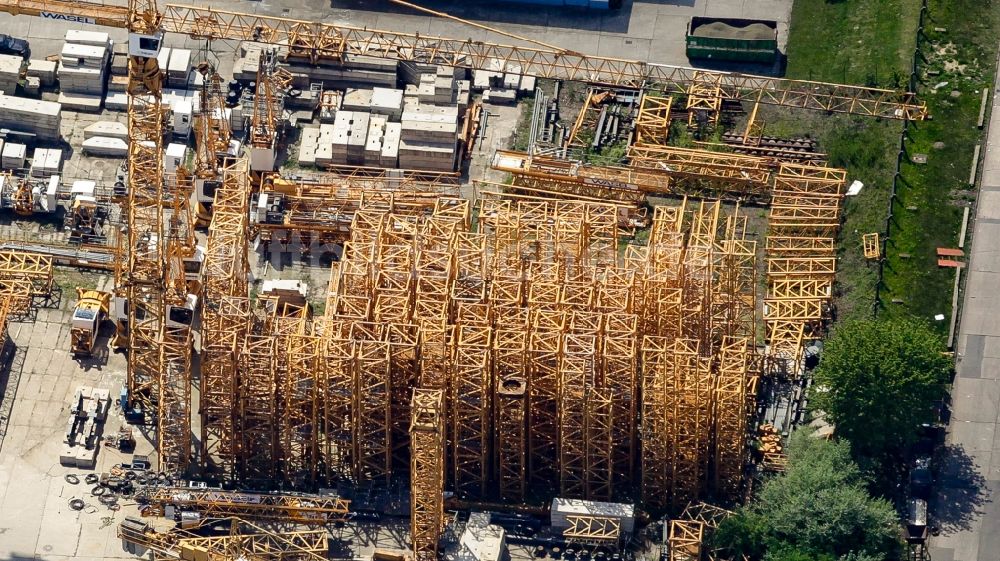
top-left (0, 0), bottom-right (926, 120)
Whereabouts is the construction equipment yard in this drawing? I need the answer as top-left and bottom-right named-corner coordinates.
top-left (0, 0), bottom-right (957, 560)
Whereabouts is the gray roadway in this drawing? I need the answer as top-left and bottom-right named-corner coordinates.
top-left (930, 45), bottom-right (1000, 561)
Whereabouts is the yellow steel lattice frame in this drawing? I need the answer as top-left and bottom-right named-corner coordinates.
top-left (685, 71), bottom-right (723, 129)
top-left (143, 488), bottom-right (349, 525)
top-left (635, 94), bottom-right (674, 146)
top-left (863, 232), bottom-right (881, 259)
top-left (410, 388), bottom-right (446, 561)
top-left (668, 520), bottom-right (704, 561)
top-left (200, 157), bottom-right (250, 476)
top-left (238, 332), bottom-right (278, 483)
top-left (764, 164), bottom-right (844, 376)
top-left (452, 324), bottom-right (492, 498)
top-left (712, 337), bottom-right (750, 500)
top-left (563, 515), bottom-right (622, 545)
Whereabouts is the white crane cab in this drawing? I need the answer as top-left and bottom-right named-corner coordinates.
top-left (128, 31), bottom-right (163, 59)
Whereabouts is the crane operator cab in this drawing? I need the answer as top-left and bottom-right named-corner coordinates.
top-left (128, 30), bottom-right (163, 59)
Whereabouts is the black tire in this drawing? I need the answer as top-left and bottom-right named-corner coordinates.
top-left (99, 494), bottom-right (118, 505)
top-left (64, 474), bottom-right (80, 485)
top-left (69, 498), bottom-right (85, 510)
top-left (91, 485), bottom-right (106, 496)
top-left (85, 474), bottom-right (99, 485)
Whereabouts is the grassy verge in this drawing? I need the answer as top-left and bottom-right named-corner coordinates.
top-left (879, 0), bottom-right (999, 331)
top-left (781, 0), bottom-right (922, 324)
top-left (786, 0), bottom-right (919, 87)
top-left (780, 0), bottom-right (920, 319)
top-left (782, 0), bottom-right (998, 330)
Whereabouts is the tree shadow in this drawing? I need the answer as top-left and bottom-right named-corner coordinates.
top-left (931, 442), bottom-right (989, 534)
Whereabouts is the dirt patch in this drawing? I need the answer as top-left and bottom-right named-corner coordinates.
top-left (943, 59), bottom-right (967, 74)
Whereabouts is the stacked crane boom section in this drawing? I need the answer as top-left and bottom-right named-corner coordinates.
top-left (255, 173), bottom-right (459, 239)
top-left (140, 486), bottom-right (349, 524)
top-left (764, 164), bottom-right (845, 376)
top-left (118, 516), bottom-right (329, 561)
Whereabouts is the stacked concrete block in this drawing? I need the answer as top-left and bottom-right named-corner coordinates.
top-left (235, 46), bottom-right (397, 89)
top-left (398, 139), bottom-right (456, 172)
top-left (484, 88), bottom-right (517, 106)
top-left (0, 54), bottom-right (25, 94)
top-left (416, 72), bottom-right (457, 105)
top-left (371, 87), bottom-right (404, 119)
top-left (31, 148), bottom-right (63, 177)
top-left (400, 60), bottom-right (437, 85)
top-left (84, 120), bottom-right (128, 141)
top-left (110, 41), bottom-right (128, 77)
top-left (473, 59), bottom-right (506, 91)
top-left (298, 125), bottom-right (321, 166)
top-left (107, 74), bottom-right (129, 92)
top-left (455, 80), bottom-right (471, 111)
top-left (82, 136), bottom-right (128, 157)
top-left (328, 113), bottom-right (351, 166)
top-left (58, 30), bottom-right (111, 112)
top-left (401, 97), bottom-right (460, 141)
top-left (380, 122), bottom-right (401, 168)
top-left (65, 29), bottom-right (112, 48)
top-left (365, 115), bottom-right (387, 164)
top-left (397, 96), bottom-right (459, 171)
top-left (346, 111), bottom-right (370, 165)
top-left (0, 94), bottom-right (62, 141)
top-left (27, 59), bottom-right (57, 88)
top-left (2, 142), bottom-right (26, 169)
top-left (341, 88), bottom-right (373, 113)
top-left (314, 123), bottom-right (338, 167)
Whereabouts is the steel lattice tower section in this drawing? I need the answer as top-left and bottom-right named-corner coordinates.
top-left (764, 164), bottom-right (845, 376)
top-left (285, 326), bottom-right (320, 486)
top-left (451, 321), bottom-right (492, 498)
top-left (493, 309), bottom-right (528, 502)
top-left (238, 328), bottom-right (278, 484)
top-left (200, 157), bottom-right (250, 477)
top-left (528, 307), bottom-right (565, 492)
top-left (712, 336), bottom-right (751, 499)
top-left (410, 388), bottom-right (445, 561)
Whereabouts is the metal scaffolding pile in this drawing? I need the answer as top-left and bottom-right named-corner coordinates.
top-left (192, 194), bottom-right (756, 523)
top-left (763, 163), bottom-right (846, 376)
top-left (211, 197), bottom-right (751, 518)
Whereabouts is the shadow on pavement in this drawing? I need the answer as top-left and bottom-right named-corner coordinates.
top-left (932, 442), bottom-right (989, 533)
top-left (331, 0), bottom-right (634, 33)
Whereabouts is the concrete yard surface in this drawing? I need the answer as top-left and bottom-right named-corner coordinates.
top-left (0, 292), bottom-right (156, 560)
top-left (0, 0), bottom-right (793, 75)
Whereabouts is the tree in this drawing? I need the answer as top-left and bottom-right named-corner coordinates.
top-left (712, 431), bottom-right (899, 561)
top-left (813, 318), bottom-right (951, 467)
